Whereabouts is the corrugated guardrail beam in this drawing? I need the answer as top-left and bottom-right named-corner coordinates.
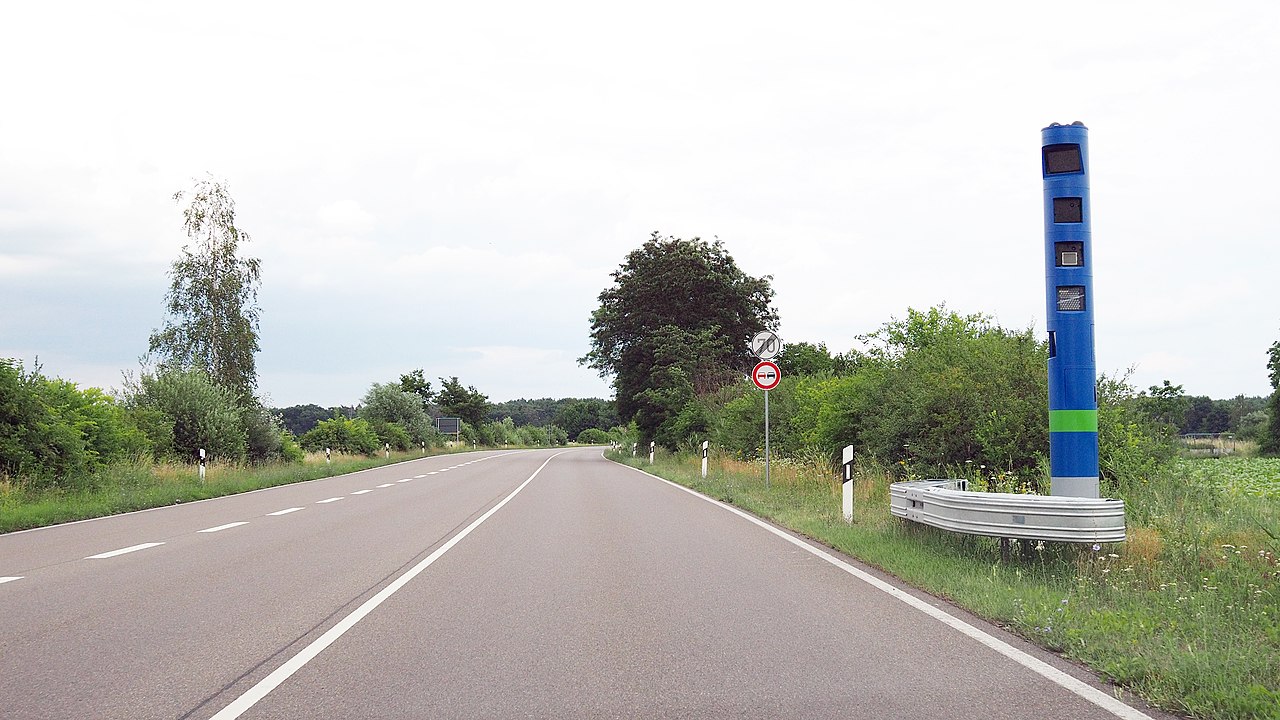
top-left (890, 480), bottom-right (1125, 543)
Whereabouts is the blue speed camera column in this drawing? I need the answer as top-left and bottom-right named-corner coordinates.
top-left (1042, 121), bottom-right (1099, 498)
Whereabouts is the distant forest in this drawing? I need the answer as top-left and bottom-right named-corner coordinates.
top-left (275, 397), bottom-right (618, 442)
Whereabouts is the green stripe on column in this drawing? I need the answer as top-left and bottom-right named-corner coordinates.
top-left (1049, 409), bottom-right (1098, 432)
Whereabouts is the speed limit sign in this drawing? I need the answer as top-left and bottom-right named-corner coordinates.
top-left (751, 330), bottom-right (782, 360)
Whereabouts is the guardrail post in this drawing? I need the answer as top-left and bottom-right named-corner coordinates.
top-left (841, 445), bottom-right (854, 523)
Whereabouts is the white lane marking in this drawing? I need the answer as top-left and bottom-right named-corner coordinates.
top-left (199, 522), bottom-right (249, 534)
top-left (413, 475), bottom-right (427, 478)
top-left (350, 489), bottom-right (375, 495)
top-left (435, 469), bottom-right (447, 473)
top-left (268, 508), bottom-right (303, 516)
top-left (208, 451), bottom-right (568, 720)
top-left (624, 462), bottom-right (1155, 720)
top-left (1, 576), bottom-right (24, 585)
top-left (85, 542), bottom-right (165, 560)
top-left (376, 483), bottom-right (394, 488)
top-left (397, 479), bottom-right (411, 483)
top-left (316, 497), bottom-right (344, 504)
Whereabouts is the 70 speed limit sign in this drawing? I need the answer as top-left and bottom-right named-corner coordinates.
top-left (751, 330), bottom-right (782, 360)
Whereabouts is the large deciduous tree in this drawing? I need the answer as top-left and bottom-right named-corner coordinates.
top-left (148, 177), bottom-right (262, 402)
top-left (581, 232), bottom-right (777, 444)
top-left (437, 376), bottom-right (491, 429)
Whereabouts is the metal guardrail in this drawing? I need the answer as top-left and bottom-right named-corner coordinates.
top-left (890, 479), bottom-right (1125, 543)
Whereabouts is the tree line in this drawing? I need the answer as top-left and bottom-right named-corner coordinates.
top-left (582, 233), bottom-right (1280, 483)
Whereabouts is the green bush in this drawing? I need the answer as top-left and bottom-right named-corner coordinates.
top-left (359, 383), bottom-right (431, 444)
top-left (278, 431), bottom-right (305, 463)
top-left (299, 416), bottom-right (381, 455)
top-left (2, 360), bottom-right (151, 487)
top-left (126, 369), bottom-right (247, 462)
top-left (576, 428), bottom-right (610, 444)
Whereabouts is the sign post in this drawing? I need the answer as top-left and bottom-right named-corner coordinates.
top-left (752, 359), bottom-right (781, 490)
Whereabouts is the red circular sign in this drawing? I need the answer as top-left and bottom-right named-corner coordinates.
top-left (752, 360), bottom-right (781, 391)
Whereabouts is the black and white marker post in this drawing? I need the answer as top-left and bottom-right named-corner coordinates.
top-left (649, 441), bottom-right (655, 465)
top-left (842, 444), bottom-right (855, 523)
top-left (384, 442), bottom-right (390, 459)
top-left (198, 448), bottom-right (206, 483)
top-left (701, 440), bottom-right (709, 479)
top-left (325, 447), bottom-right (331, 469)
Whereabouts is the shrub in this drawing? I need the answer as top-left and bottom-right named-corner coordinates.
top-left (576, 428), bottom-right (610, 444)
top-left (299, 416), bottom-right (381, 455)
top-left (126, 369), bottom-right (247, 462)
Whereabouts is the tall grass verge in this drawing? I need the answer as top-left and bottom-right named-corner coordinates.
top-left (616, 450), bottom-right (1280, 720)
top-left (0, 447), bottom-right (479, 534)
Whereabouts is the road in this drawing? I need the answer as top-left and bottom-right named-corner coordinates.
top-left (0, 448), bottom-right (1168, 719)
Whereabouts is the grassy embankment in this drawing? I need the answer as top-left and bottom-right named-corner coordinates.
top-left (615, 451), bottom-right (1280, 720)
top-left (0, 448), bottom-right (485, 534)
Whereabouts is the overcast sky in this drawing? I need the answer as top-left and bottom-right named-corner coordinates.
top-left (2, 1), bottom-right (1277, 408)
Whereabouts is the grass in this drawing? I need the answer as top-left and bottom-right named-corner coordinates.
top-left (617, 451), bottom-right (1280, 720)
top-left (0, 448), bottom-right (481, 534)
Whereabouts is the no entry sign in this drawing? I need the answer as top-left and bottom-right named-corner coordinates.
top-left (752, 360), bottom-right (781, 391)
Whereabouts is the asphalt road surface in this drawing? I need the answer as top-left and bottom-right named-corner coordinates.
top-left (0, 448), bottom-right (1171, 719)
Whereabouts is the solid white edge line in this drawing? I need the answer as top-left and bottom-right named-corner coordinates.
top-left (85, 542), bottom-right (165, 559)
top-left (0, 576), bottom-right (23, 584)
top-left (208, 450), bottom-right (569, 720)
top-left (618, 460), bottom-right (1154, 720)
top-left (199, 522), bottom-right (249, 534)
top-left (268, 508), bottom-right (303, 516)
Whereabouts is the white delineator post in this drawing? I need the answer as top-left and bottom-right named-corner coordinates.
top-left (842, 444), bottom-right (855, 523)
top-left (701, 440), bottom-right (709, 479)
top-left (325, 447), bottom-right (331, 468)
top-left (198, 448), bottom-right (206, 483)
top-left (632, 443), bottom-right (636, 458)
top-left (649, 441), bottom-right (655, 465)
top-left (384, 443), bottom-right (390, 459)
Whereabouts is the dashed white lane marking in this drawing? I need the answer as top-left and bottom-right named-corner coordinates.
top-left (316, 497), bottom-right (344, 504)
top-left (413, 474), bottom-right (427, 478)
top-left (199, 522), bottom-right (249, 534)
top-left (268, 508), bottom-right (303, 516)
top-left (350, 489), bottom-right (375, 495)
top-left (86, 542), bottom-right (165, 559)
top-left (376, 483), bottom-right (394, 488)
top-left (428, 471), bottom-right (440, 475)
top-left (0, 576), bottom-right (23, 585)
top-left (208, 451), bottom-right (569, 720)
top-left (397, 479), bottom-right (411, 483)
